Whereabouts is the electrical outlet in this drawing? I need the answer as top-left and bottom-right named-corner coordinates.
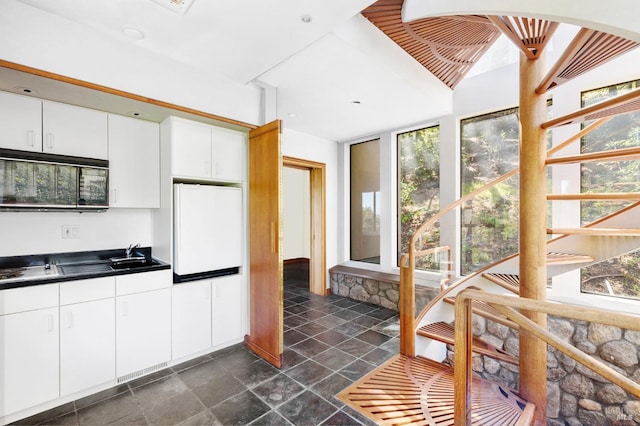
top-left (62, 225), bottom-right (80, 239)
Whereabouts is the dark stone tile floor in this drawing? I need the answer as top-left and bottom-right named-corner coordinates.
top-left (14, 264), bottom-right (399, 425)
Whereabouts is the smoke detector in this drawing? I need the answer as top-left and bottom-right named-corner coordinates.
top-left (149, 0), bottom-right (195, 15)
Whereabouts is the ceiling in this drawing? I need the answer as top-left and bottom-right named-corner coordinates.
top-left (4, 0), bottom-right (640, 142)
top-left (7, 0), bottom-right (453, 141)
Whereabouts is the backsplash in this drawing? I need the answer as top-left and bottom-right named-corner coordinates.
top-left (0, 209), bottom-right (154, 257)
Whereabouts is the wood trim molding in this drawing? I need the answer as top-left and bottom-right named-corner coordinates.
top-left (283, 156), bottom-right (327, 297)
top-left (0, 59), bottom-right (257, 130)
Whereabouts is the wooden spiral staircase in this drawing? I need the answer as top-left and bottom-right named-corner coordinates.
top-left (338, 9), bottom-right (640, 426)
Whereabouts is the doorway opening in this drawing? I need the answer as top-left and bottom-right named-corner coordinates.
top-left (283, 156), bottom-right (326, 295)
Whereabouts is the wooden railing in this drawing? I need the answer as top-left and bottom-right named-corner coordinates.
top-left (398, 118), bottom-right (613, 356)
top-left (453, 288), bottom-right (640, 424)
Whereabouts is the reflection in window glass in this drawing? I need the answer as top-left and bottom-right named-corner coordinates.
top-left (397, 126), bottom-right (440, 270)
top-left (460, 108), bottom-right (520, 275)
top-left (351, 139), bottom-right (381, 264)
top-left (361, 191), bottom-right (380, 233)
top-left (581, 79), bottom-right (640, 300)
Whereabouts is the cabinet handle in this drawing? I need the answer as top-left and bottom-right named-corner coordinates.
top-left (45, 133), bottom-right (55, 150)
top-left (66, 311), bottom-right (74, 329)
top-left (27, 130), bottom-right (36, 147)
top-left (121, 301), bottom-right (128, 317)
top-left (47, 314), bottom-right (55, 332)
top-left (113, 188), bottom-right (118, 203)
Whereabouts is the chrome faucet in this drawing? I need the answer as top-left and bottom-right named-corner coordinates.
top-left (125, 243), bottom-right (140, 258)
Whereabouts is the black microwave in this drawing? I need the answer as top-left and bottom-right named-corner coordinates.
top-left (0, 149), bottom-right (108, 211)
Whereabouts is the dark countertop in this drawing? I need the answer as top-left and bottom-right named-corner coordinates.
top-left (0, 247), bottom-right (170, 290)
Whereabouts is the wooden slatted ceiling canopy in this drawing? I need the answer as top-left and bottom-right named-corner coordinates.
top-left (488, 16), bottom-right (558, 60)
top-left (362, 1), bottom-right (639, 93)
top-left (537, 28), bottom-right (640, 94)
top-left (361, 0), bottom-right (502, 89)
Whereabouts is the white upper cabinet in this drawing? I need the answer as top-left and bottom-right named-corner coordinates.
top-left (168, 116), bottom-right (245, 182)
top-left (108, 114), bottom-right (160, 208)
top-left (0, 91), bottom-right (43, 152)
top-left (210, 126), bottom-right (245, 182)
top-left (42, 100), bottom-right (108, 159)
top-left (170, 117), bottom-right (212, 179)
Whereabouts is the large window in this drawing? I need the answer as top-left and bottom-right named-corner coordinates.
top-left (581, 79), bottom-right (640, 300)
top-left (397, 126), bottom-right (440, 270)
top-left (460, 108), bottom-right (520, 275)
top-left (350, 139), bottom-right (381, 264)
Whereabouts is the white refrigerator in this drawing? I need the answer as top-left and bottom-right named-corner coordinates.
top-left (173, 183), bottom-right (243, 277)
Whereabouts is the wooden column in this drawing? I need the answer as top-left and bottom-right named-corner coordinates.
top-left (519, 53), bottom-right (548, 424)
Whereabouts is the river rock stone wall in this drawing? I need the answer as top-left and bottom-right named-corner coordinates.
top-left (329, 271), bottom-right (439, 313)
top-left (445, 315), bottom-right (640, 425)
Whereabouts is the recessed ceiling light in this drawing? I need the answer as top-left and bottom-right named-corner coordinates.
top-left (149, 0), bottom-right (195, 15)
top-left (301, 14), bottom-right (312, 23)
top-left (287, 112), bottom-right (296, 117)
top-left (14, 86), bottom-right (36, 95)
top-left (123, 26), bottom-right (145, 40)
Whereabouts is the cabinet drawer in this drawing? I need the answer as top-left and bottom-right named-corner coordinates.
top-left (60, 276), bottom-right (115, 305)
top-left (115, 269), bottom-right (172, 296)
top-left (0, 283), bottom-right (58, 315)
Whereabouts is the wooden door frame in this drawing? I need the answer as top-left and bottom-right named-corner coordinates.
top-left (283, 156), bottom-right (327, 296)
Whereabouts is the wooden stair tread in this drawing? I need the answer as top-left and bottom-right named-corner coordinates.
top-left (547, 227), bottom-right (640, 236)
top-left (338, 354), bottom-right (533, 425)
top-left (443, 292), bottom-right (518, 330)
top-left (417, 322), bottom-right (519, 365)
top-left (482, 273), bottom-right (521, 294)
top-left (547, 192), bottom-right (640, 201)
top-left (546, 251), bottom-right (595, 265)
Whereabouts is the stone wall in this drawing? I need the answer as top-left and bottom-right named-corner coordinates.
top-left (329, 270), bottom-right (439, 313)
top-left (445, 315), bottom-right (640, 425)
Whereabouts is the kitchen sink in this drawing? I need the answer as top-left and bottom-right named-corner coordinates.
top-left (59, 262), bottom-right (112, 276)
top-left (109, 257), bottom-right (159, 270)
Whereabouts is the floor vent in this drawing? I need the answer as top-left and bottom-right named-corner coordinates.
top-left (117, 362), bottom-right (168, 384)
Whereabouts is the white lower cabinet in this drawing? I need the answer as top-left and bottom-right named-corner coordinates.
top-left (0, 284), bottom-right (59, 416)
top-left (60, 298), bottom-right (115, 396)
top-left (116, 288), bottom-right (172, 377)
top-left (1, 306), bottom-right (59, 415)
top-left (172, 280), bottom-right (212, 360)
top-left (59, 277), bottom-right (116, 396)
top-left (212, 274), bottom-right (245, 348)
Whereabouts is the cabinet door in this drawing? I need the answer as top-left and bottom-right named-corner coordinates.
top-left (210, 126), bottom-right (245, 182)
top-left (42, 100), bottom-right (108, 159)
top-left (60, 299), bottom-right (116, 396)
top-left (171, 118), bottom-right (212, 179)
top-left (0, 91), bottom-right (42, 152)
top-left (172, 281), bottom-right (212, 360)
top-left (108, 114), bottom-right (160, 208)
top-left (1, 307), bottom-right (59, 415)
top-left (212, 274), bottom-right (245, 348)
top-left (116, 288), bottom-right (171, 377)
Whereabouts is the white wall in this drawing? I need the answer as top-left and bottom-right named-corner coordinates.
top-left (0, 1), bottom-right (261, 126)
top-left (281, 128), bottom-right (338, 280)
top-left (283, 167), bottom-right (310, 260)
top-left (0, 209), bottom-right (153, 257)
